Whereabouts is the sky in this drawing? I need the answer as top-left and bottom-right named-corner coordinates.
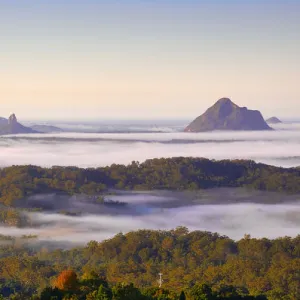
top-left (0, 0), bottom-right (300, 120)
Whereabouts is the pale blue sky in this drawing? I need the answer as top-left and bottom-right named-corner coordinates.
top-left (0, 0), bottom-right (299, 120)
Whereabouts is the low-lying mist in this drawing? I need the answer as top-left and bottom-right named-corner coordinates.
top-left (1, 125), bottom-right (300, 168)
top-left (1, 190), bottom-right (299, 247)
top-left (1, 123), bottom-right (299, 247)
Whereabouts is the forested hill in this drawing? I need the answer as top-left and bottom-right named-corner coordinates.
top-left (1, 157), bottom-right (300, 206)
top-left (0, 228), bottom-right (299, 299)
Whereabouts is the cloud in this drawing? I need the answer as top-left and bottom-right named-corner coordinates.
top-left (1, 124), bottom-right (300, 168)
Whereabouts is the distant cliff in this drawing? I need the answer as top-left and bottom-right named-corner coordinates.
top-left (0, 114), bottom-right (38, 135)
top-left (0, 117), bottom-right (7, 126)
top-left (266, 117), bottom-right (282, 124)
top-left (184, 98), bottom-right (272, 132)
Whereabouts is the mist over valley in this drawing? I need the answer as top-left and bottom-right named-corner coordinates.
top-left (1, 190), bottom-right (300, 247)
top-left (0, 119), bottom-right (299, 249)
top-left (1, 1), bottom-right (300, 297)
top-left (1, 122), bottom-right (300, 168)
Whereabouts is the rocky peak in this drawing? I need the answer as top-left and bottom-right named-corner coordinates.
top-left (184, 97), bottom-right (272, 132)
top-left (215, 98), bottom-right (239, 109)
top-left (0, 114), bottom-right (38, 135)
top-left (216, 97), bottom-right (233, 105)
top-left (8, 114), bottom-right (17, 125)
top-left (266, 117), bottom-right (282, 124)
top-left (213, 97), bottom-right (238, 118)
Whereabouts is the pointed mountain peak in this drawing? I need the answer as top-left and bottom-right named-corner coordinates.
top-left (208, 98), bottom-right (239, 119)
top-left (8, 114), bottom-right (17, 125)
top-left (216, 97), bottom-right (233, 104)
top-left (184, 97), bottom-right (272, 132)
top-left (0, 114), bottom-right (38, 135)
top-left (214, 98), bottom-right (239, 109)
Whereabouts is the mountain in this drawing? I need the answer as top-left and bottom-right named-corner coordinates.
top-left (0, 114), bottom-right (39, 135)
top-left (30, 124), bottom-right (64, 133)
top-left (184, 98), bottom-right (272, 132)
top-left (266, 116), bottom-right (282, 124)
top-left (0, 117), bottom-right (7, 126)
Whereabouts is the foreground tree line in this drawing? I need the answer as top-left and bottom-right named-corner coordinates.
top-left (34, 269), bottom-right (268, 300)
top-left (0, 229), bottom-right (299, 299)
top-left (1, 157), bottom-right (300, 206)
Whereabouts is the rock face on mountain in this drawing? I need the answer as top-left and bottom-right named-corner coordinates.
top-left (0, 114), bottom-right (39, 135)
top-left (266, 117), bottom-right (282, 124)
top-left (184, 98), bottom-right (272, 132)
top-left (0, 117), bottom-right (7, 126)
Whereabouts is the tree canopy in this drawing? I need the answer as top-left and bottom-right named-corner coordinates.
top-left (0, 229), bottom-right (298, 299)
top-left (0, 157), bottom-right (300, 206)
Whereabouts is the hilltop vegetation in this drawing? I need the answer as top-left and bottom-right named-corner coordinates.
top-left (0, 157), bottom-right (300, 206)
top-left (0, 228), bottom-right (298, 299)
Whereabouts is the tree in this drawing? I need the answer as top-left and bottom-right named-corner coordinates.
top-left (112, 283), bottom-right (142, 300)
top-left (40, 287), bottom-right (63, 300)
top-left (217, 285), bottom-right (240, 298)
top-left (179, 291), bottom-right (186, 300)
top-left (53, 270), bottom-right (78, 291)
top-left (96, 284), bottom-right (112, 300)
top-left (190, 284), bottom-right (215, 300)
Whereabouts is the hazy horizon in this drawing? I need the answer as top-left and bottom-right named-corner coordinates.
top-left (1, 1), bottom-right (300, 120)
top-left (1, 113), bottom-right (300, 124)
top-left (1, 122), bottom-right (300, 168)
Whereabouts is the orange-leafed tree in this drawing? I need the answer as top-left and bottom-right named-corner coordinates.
top-left (53, 269), bottom-right (79, 291)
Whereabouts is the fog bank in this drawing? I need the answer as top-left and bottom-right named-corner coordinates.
top-left (1, 126), bottom-right (300, 168)
top-left (1, 191), bottom-right (299, 246)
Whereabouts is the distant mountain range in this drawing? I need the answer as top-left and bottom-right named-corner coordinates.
top-left (185, 98), bottom-right (272, 132)
top-left (0, 106), bottom-right (286, 136)
top-left (0, 114), bottom-right (38, 135)
top-left (0, 114), bottom-right (64, 135)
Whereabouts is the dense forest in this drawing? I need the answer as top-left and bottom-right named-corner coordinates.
top-left (1, 157), bottom-right (300, 206)
top-left (0, 228), bottom-right (299, 299)
top-left (0, 158), bottom-right (299, 299)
